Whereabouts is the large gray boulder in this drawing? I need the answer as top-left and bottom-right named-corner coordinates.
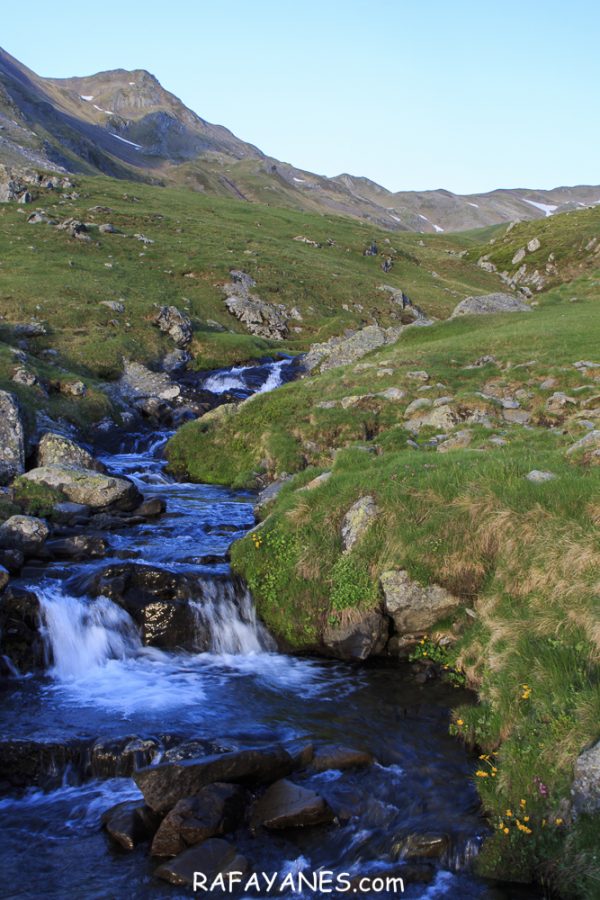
top-left (380, 570), bottom-right (461, 635)
top-left (119, 360), bottom-right (181, 402)
top-left (451, 292), bottom-right (531, 318)
top-left (304, 325), bottom-right (403, 373)
top-left (154, 306), bottom-right (193, 348)
top-left (37, 432), bottom-right (106, 473)
top-left (18, 466), bottom-right (141, 511)
top-left (223, 270), bottom-right (288, 340)
top-left (0, 391), bottom-right (25, 486)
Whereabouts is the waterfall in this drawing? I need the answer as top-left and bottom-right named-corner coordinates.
top-left (38, 586), bottom-right (141, 679)
top-left (191, 578), bottom-right (276, 654)
top-left (202, 359), bottom-right (291, 396)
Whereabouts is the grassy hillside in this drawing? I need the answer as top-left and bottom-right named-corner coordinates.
top-left (166, 274), bottom-right (600, 896)
top-left (0, 172), bottom-right (501, 385)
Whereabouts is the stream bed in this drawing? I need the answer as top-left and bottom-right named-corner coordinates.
top-left (0, 360), bottom-right (518, 899)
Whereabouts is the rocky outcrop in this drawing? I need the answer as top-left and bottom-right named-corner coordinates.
top-left (451, 292), bottom-right (531, 317)
top-left (151, 784), bottom-right (247, 857)
top-left (322, 606), bottom-right (388, 661)
top-left (341, 496), bottom-right (378, 552)
top-left (406, 403), bottom-right (460, 434)
top-left (566, 430), bottom-right (600, 465)
top-left (153, 306), bottom-right (193, 347)
top-left (17, 466), bottom-right (141, 511)
top-left (135, 746), bottom-right (295, 815)
top-left (304, 325), bottom-right (403, 373)
top-left (251, 779), bottom-right (334, 830)
top-left (0, 391), bottom-right (25, 485)
top-left (380, 570), bottom-right (461, 636)
top-left (37, 432), bottom-right (106, 473)
top-left (223, 271), bottom-right (288, 340)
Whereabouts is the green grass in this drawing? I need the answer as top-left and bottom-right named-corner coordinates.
top-left (166, 276), bottom-right (600, 896)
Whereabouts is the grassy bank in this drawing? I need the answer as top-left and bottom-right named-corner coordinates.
top-left (166, 276), bottom-right (600, 895)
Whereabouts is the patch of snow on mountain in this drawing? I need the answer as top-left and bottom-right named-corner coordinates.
top-left (80, 95), bottom-right (93, 102)
top-left (467, 202), bottom-right (479, 208)
top-left (293, 177), bottom-right (306, 183)
top-left (109, 133), bottom-right (142, 150)
top-left (523, 199), bottom-right (558, 217)
top-left (433, 224), bottom-right (444, 232)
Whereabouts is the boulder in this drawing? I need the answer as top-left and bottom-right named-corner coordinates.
top-left (86, 563), bottom-right (208, 650)
top-left (102, 801), bottom-right (160, 850)
top-left (406, 404), bottom-right (459, 434)
top-left (527, 237), bottom-right (541, 253)
top-left (311, 745), bottom-right (374, 773)
top-left (98, 224), bottom-right (119, 234)
top-left (394, 833), bottom-right (450, 860)
top-left (572, 740), bottom-right (600, 816)
top-left (380, 570), bottom-right (461, 634)
top-left (135, 746), bottom-right (295, 814)
top-left (46, 535), bottom-right (107, 561)
top-left (0, 587), bottom-right (45, 672)
top-left (154, 306), bottom-right (193, 348)
top-left (224, 294), bottom-right (288, 341)
top-left (565, 430), bottom-right (600, 465)
top-left (99, 299), bottom-right (124, 312)
top-left (341, 496), bottom-right (378, 552)
top-left (0, 391), bottom-right (25, 485)
top-left (304, 325), bottom-right (403, 373)
top-left (0, 516), bottom-right (48, 556)
top-left (451, 293), bottom-right (531, 318)
top-left (155, 838), bottom-right (249, 887)
top-left (91, 736), bottom-right (161, 778)
top-left (526, 470), bottom-right (556, 484)
top-left (37, 432), bottom-right (106, 473)
top-left (322, 606), bottom-right (388, 661)
top-left (18, 466), bottom-right (141, 511)
top-left (162, 349), bottom-right (190, 373)
top-left (58, 380), bottom-right (86, 397)
top-left (151, 784), bottom-right (247, 857)
top-left (251, 779), bottom-right (334, 830)
top-left (119, 360), bottom-right (181, 403)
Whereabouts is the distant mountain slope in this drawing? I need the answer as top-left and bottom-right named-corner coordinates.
top-left (1, 45), bottom-right (599, 232)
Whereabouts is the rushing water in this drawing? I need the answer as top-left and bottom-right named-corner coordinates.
top-left (0, 359), bottom-right (511, 900)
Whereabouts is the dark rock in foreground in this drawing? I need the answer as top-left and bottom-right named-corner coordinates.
top-left (102, 801), bottom-right (161, 850)
top-left (310, 745), bottom-right (374, 773)
top-left (155, 838), bottom-right (249, 887)
top-left (251, 778), bottom-right (334, 830)
top-left (151, 783), bottom-right (247, 857)
top-left (135, 746), bottom-right (295, 814)
top-left (0, 588), bottom-right (45, 673)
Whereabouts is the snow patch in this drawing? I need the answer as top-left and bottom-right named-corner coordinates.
top-left (523, 199), bottom-right (558, 217)
top-left (293, 177), bottom-right (306, 183)
top-left (419, 214), bottom-right (429, 221)
top-left (93, 105), bottom-right (112, 115)
top-left (433, 224), bottom-right (444, 233)
top-left (109, 133), bottom-right (142, 150)
top-left (467, 202), bottom-right (479, 208)
top-left (129, 82), bottom-right (136, 86)
top-left (390, 215), bottom-right (401, 223)
top-left (80, 95), bottom-right (93, 102)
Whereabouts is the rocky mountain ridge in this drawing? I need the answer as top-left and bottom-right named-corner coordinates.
top-left (1, 45), bottom-right (600, 233)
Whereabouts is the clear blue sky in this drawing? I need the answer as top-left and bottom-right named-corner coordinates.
top-left (3, 0), bottom-right (599, 194)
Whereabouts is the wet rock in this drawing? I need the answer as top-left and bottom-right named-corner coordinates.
top-left (380, 570), bottom-right (461, 635)
top-left (311, 745), bottom-right (374, 773)
top-left (46, 535), bottom-right (107, 561)
top-left (133, 497), bottom-right (166, 518)
top-left (0, 564), bottom-right (9, 592)
top-left (163, 349), bottom-right (190, 373)
top-left (572, 740), bottom-right (600, 816)
top-left (251, 778), bottom-right (334, 830)
top-left (322, 607), bottom-right (388, 661)
top-left (151, 784), bottom-right (247, 856)
top-left (451, 293), bottom-right (531, 318)
top-left (102, 801), bottom-right (161, 850)
top-left (52, 501), bottom-right (91, 524)
top-left (154, 306), bottom-right (193, 348)
top-left (395, 832), bottom-right (450, 860)
top-left (18, 466), bottom-right (141, 511)
top-left (341, 495), bottom-right (378, 552)
top-left (135, 746), bottom-right (295, 814)
top-left (0, 515), bottom-right (49, 556)
top-left (155, 838), bottom-right (249, 887)
top-left (0, 587), bottom-right (45, 672)
top-left (0, 391), bottom-right (25, 485)
top-left (0, 548), bottom-right (24, 574)
top-left (0, 739), bottom-right (87, 788)
top-left (85, 563), bottom-right (206, 650)
top-left (91, 736), bottom-right (161, 778)
top-left (37, 432), bottom-right (106, 473)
